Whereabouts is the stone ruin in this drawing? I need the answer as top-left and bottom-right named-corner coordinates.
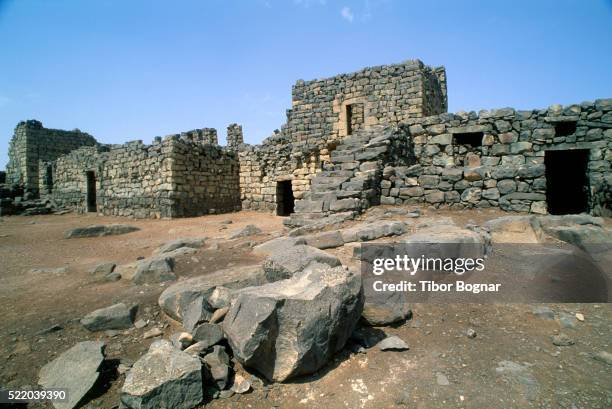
top-left (1, 59), bottom-right (610, 218)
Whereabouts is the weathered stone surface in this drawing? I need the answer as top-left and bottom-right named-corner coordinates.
top-left (38, 341), bottom-right (105, 409)
top-left (377, 336), bottom-right (409, 351)
top-left (484, 216), bottom-right (541, 243)
top-left (192, 323), bottom-right (224, 348)
top-left (89, 262), bottom-right (116, 275)
top-left (361, 291), bottom-right (411, 326)
top-left (403, 225), bottom-right (489, 258)
top-left (302, 231), bottom-right (345, 249)
top-left (252, 236), bottom-right (304, 256)
top-left (81, 303), bottom-right (137, 331)
top-left (224, 265), bottom-right (364, 382)
top-left (262, 244), bottom-right (341, 281)
top-left (230, 224), bottom-right (262, 239)
top-left (340, 221), bottom-right (407, 243)
top-left (133, 256), bottom-right (176, 284)
top-left (121, 340), bottom-right (203, 409)
top-left (158, 265), bottom-right (268, 323)
top-left (64, 224), bottom-right (140, 238)
top-left (203, 345), bottom-right (231, 390)
top-left (593, 351), bottom-right (612, 365)
top-left (155, 238), bottom-right (205, 254)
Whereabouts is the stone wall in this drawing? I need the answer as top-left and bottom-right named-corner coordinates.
top-left (6, 120), bottom-right (97, 195)
top-left (51, 127), bottom-right (241, 218)
top-left (380, 99), bottom-right (611, 216)
top-left (227, 124), bottom-right (244, 150)
top-left (166, 135), bottom-right (241, 217)
top-left (52, 146), bottom-right (107, 212)
top-left (239, 59), bottom-right (447, 214)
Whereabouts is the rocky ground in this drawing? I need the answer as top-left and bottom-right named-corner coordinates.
top-left (0, 207), bottom-right (610, 409)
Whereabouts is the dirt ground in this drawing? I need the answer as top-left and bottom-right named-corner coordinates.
top-left (0, 207), bottom-right (610, 409)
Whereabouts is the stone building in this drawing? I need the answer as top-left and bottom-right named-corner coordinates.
top-left (5, 120), bottom-right (97, 197)
top-left (2, 59), bottom-right (610, 219)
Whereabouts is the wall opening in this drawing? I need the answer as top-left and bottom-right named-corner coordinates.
top-left (545, 149), bottom-right (590, 215)
top-left (346, 103), bottom-right (364, 136)
top-left (555, 121), bottom-right (577, 137)
top-left (86, 170), bottom-right (97, 212)
top-left (45, 165), bottom-right (53, 193)
top-left (453, 132), bottom-right (483, 147)
top-left (276, 180), bottom-right (295, 216)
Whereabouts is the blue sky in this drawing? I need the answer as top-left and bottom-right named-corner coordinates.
top-left (1, 0), bottom-right (611, 169)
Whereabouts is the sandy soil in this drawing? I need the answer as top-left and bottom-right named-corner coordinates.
top-left (0, 208), bottom-right (610, 409)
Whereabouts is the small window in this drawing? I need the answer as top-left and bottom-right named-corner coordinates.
top-left (453, 132), bottom-right (483, 147)
top-left (554, 121), bottom-right (577, 137)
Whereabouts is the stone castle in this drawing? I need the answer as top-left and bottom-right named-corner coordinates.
top-left (2, 59), bottom-right (610, 220)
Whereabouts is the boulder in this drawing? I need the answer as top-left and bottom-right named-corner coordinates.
top-left (403, 224), bottom-right (490, 258)
top-left (302, 231), bottom-right (345, 249)
top-left (262, 244), bottom-right (341, 281)
top-left (158, 265), bottom-right (268, 324)
top-left (252, 236), bottom-right (304, 256)
top-left (64, 224), bottom-right (139, 239)
top-left (192, 323), bottom-right (224, 348)
top-left (534, 215), bottom-right (611, 265)
top-left (223, 264), bottom-right (363, 382)
top-left (484, 215), bottom-right (542, 243)
top-left (38, 341), bottom-right (105, 409)
top-left (377, 336), bottom-right (409, 351)
top-left (121, 340), bottom-right (203, 409)
top-left (155, 238), bottom-right (205, 254)
top-left (81, 303), bottom-right (137, 331)
top-left (89, 262), bottom-right (116, 275)
top-left (203, 345), bottom-right (231, 390)
top-left (361, 291), bottom-right (411, 326)
top-left (340, 221), bottom-right (407, 243)
top-left (230, 224), bottom-right (262, 239)
top-left (133, 256), bottom-right (176, 284)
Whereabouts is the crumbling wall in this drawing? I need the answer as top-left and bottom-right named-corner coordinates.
top-left (167, 135), bottom-right (241, 217)
top-left (6, 120), bottom-right (97, 195)
top-left (227, 124), bottom-right (244, 150)
top-left (381, 99), bottom-right (611, 216)
top-left (239, 133), bottom-right (321, 212)
top-left (239, 59), bottom-right (447, 214)
top-left (52, 128), bottom-right (240, 218)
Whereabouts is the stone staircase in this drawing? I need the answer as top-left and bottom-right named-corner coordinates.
top-left (286, 126), bottom-right (395, 227)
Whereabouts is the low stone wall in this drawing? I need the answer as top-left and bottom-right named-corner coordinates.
top-left (381, 99), bottom-right (611, 216)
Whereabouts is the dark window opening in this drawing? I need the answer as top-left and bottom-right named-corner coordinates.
top-left (554, 121), bottom-right (577, 137)
top-left (86, 171), bottom-right (97, 212)
top-left (346, 103), bottom-right (364, 135)
top-left (276, 180), bottom-right (295, 216)
top-left (545, 149), bottom-right (590, 215)
top-left (453, 132), bottom-right (483, 147)
top-left (45, 165), bottom-right (53, 193)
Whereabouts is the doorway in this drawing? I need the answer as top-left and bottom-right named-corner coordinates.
top-left (86, 171), bottom-right (97, 212)
top-left (276, 180), bottom-right (295, 216)
top-left (45, 165), bottom-right (53, 193)
top-left (544, 149), bottom-right (590, 215)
